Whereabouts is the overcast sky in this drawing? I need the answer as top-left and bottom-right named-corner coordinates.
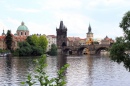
top-left (0, 0), bottom-right (129, 39)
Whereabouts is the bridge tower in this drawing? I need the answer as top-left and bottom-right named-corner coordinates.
top-left (56, 21), bottom-right (67, 53)
top-left (86, 24), bottom-right (93, 45)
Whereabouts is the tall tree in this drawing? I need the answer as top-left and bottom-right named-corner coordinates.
top-left (31, 34), bottom-right (39, 46)
top-left (38, 35), bottom-right (48, 53)
top-left (5, 30), bottom-right (13, 51)
top-left (26, 36), bottom-right (34, 45)
top-left (49, 44), bottom-right (57, 56)
top-left (110, 11), bottom-right (130, 71)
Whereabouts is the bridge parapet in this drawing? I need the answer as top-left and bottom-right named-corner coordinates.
top-left (63, 44), bottom-right (111, 55)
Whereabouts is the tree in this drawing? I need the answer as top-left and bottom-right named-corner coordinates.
top-left (30, 34), bottom-right (39, 46)
top-left (18, 41), bottom-right (32, 56)
top-left (5, 30), bottom-right (13, 51)
top-left (31, 46), bottom-right (43, 56)
top-left (26, 36), bottom-right (34, 46)
top-left (21, 55), bottom-right (69, 86)
top-left (27, 35), bottom-right (48, 53)
top-left (49, 44), bottom-right (57, 56)
top-left (110, 11), bottom-right (130, 71)
top-left (38, 35), bottom-right (48, 53)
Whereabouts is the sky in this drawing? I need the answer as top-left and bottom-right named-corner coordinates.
top-left (0, 0), bottom-right (129, 39)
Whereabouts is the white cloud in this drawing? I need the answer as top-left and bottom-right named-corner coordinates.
top-left (7, 18), bottom-right (20, 25)
top-left (27, 22), bottom-right (55, 35)
top-left (41, 0), bottom-right (82, 10)
top-left (15, 8), bottom-right (41, 13)
top-left (86, 0), bottom-right (130, 10)
top-left (0, 20), bottom-right (10, 34)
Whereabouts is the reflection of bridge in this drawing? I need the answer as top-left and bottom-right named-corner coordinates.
top-left (63, 44), bottom-right (111, 55)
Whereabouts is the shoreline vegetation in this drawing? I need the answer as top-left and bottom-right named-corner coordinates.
top-left (21, 55), bottom-right (69, 86)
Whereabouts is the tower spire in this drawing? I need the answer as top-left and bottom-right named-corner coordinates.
top-left (2, 28), bottom-right (5, 36)
top-left (59, 21), bottom-right (64, 29)
top-left (88, 23), bottom-right (92, 33)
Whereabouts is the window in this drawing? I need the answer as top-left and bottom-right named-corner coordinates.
top-left (25, 32), bottom-right (26, 35)
top-left (21, 32), bottom-right (23, 35)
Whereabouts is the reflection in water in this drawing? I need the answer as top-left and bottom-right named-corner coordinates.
top-left (0, 55), bottom-right (130, 86)
top-left (57, 54), bottom-right (67, 69)
top-left (5, 57), bottom-right (12, 86)
top-left (86, 55), bottom-right (93, 86)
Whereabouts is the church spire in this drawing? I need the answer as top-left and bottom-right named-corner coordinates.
top-left (2, 28), bottom-right (5, 36)
top-left (88, 23), bottom-right (92, 33)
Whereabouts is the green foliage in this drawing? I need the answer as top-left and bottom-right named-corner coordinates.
top-left (26, 36), bottom-right (34, 46)
top-left (38, 36), bottom-right (48, 53)
top-left (0, 49), bottom-right (9, 53)
top-left (110, 11), bottom-right (130, 71)
top-left (15, 35), bottom-right (48, 56)
top-left (30, 34), bottom-right (39, 46)
top-left (27, 35), bottom-right (48, 53)
top-left (18, 41), bottom-right (32, 56)
top-left (31, 46), bottom-right (43, 56)
top-left (22, 55), bottom-right (69, 86)
top-left (48, 44), bottom-right (57, 56)
top-left (93, 41), bottom-right (99, 44)
top-left (5, 30), bottom-right (13, 51)
top-left (12, 49), bottom-right (19, 56)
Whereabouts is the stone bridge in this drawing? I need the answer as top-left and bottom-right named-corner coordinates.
top-left (63, 44), bottom-right (111, 55)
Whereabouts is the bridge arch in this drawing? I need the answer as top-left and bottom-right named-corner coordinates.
top-left (63, 48), bottom-right (72, 55)
top-left (95, 47), bottom-right (108, 54)
top-left (77, 46), bottom-right (90, 55)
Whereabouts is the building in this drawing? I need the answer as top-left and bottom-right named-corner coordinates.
top-left (16, 22), bottom-right (29, 36)
top-left (67, 37), bottom-right (81, 46)
top-left (86, 24), bottom-right (93, 45)
top-left (79, 38), bottom-right (86, 45)
top-left (0, 22), bottom-right (29, 50)
top-left (56, 21), bottom-right (67, 49)
top-left (46, 35), bottom-right (56, 51)
top-left (101, 36), bottom-right (114, 45)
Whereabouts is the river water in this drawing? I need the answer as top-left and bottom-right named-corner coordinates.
top-left (0, 55), bottom-right (130, 86)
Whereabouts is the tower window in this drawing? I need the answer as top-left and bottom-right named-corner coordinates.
top-left (25, 32), bottom-right (26, 35)
top-left (21, 32), bottom-right (22, 35)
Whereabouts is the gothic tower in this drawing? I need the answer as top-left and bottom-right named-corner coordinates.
top-left (86, 24), bottom-right (93, 41)
top-left (56, 21), bottom-right (67, 49)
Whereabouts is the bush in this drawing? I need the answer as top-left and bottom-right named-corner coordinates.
top-left (21, 55), bottom-right (69, 86)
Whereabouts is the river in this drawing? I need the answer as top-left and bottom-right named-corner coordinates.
top-left (0, 55), bottom-right (130, 86)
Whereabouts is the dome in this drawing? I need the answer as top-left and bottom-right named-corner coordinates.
top-left (17, 22), bottom-right (29, 31)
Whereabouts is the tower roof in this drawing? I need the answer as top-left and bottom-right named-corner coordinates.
top-left (87, 24), bottom-right (93, 33)
top-left (59, 21), bottom-right (66, 29)
top-left (17, 22), bottom-right (29, 31)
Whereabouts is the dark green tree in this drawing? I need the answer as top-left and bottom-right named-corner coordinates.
top-left (49, 44), bottom-right (57, 56)
top-left (31, 46), bottom-right (43, 56)
top-left (5, 30), bottom-right (13, 51)
top-left (110, 11), bottom-right (130, 71)
top-left (26, 36), bottom-right (34, 46)
top-left (18, 41), bottom-right (32, 56)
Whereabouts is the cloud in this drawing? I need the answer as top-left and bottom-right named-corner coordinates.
top-left (40, 0), bottom-right (82, 10)
top-left (15, 8), bottom-right (41, 13)
top-left (7, 18), bottom-right (20, 25)
top-left (0, 20), bottom-right (9, 34)
top-left (85, 0), bottom-right (130, 10)
top-left (27, 22), bottom-right (55, 35)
